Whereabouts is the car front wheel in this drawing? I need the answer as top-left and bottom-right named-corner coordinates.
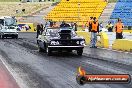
top-left (15, 35), bottom-right (18, 39)
top-left (1, 35), bottom-right (4, 39)
top-left (12, 36), bottom-right (15, 39)
top-left (77, 49), bottom-right (83, 56)
top-left (38, 46), bottom-right (44, 52)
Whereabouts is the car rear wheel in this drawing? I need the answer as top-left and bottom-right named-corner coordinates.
top-left (77, 49), bottom-right (83, 56)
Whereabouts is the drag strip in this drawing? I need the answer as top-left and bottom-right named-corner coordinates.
top-left (0, 56), bottom-right (20, 88)
top-left (0, 33), bottom-right (131, 88)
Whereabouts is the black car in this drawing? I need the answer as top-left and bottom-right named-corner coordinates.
top-left (37, 27), bottom-right (85, 56)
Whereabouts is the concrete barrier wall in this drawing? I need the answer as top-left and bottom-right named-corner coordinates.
top-left (123, 30), bottom-right (132, 33)
top-left (76, 31), bottom-right (91, 45)
top-left (112, 39), bottom-right (132, 52)
top-left (97, 32), bottom-right (109, 48)
top-left (76, 31), bottom-right (109, 48)
top-left (17, 23), bottom-right (36, 32)
top-left (76, 31), bottom-right (132, 52)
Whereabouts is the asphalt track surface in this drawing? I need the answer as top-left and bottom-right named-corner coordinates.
top-left (0, 33), bottom-right (131, 88)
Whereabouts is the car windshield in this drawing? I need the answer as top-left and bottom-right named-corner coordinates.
top-left (5, 18), bottom-right (17, 26)
top-left (45, 27), bottom-right (77, 37)
top-left (60, 27), bottom-right (77, 36)
top-left (46, 28), bottom-right (59, 37)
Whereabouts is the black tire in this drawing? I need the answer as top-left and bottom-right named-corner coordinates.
top-left (38, 46), bottom-right (44, 52)
top-left (12, 36), bottom-right (15, 39)
top-left (43, 43), bottom-right (47, 53)
top-left (77, 49), bottom-right (83, 56)
top-left (16, 35), bottom-right (18, 39)
top-left (1, 35), bottom-right (4, 39)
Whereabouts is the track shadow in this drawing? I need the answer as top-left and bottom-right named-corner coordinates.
top-left (39, 51), bottom-right (82, 58)
top-left (0, 37), bottom-right (19, 39)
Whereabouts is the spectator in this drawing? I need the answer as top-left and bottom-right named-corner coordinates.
top-left (74, 22), bottom-right (77, 31)
top-left (99, 22), bottom-right (103, 32)
top-left (44, 22), bottom-right (47, 29)
top-left (45, 21), bottom-right (50, 28)
top-left (106, 22), bottom-right (113, 32)
top-left (82, 22), bottom-right (85, 29)
top-left (49, 20), bottom-right (53, 27)
top-left (90, 17), bottom-right (99, 48)
top-left (36, 23), bottom-right (41, 38)
top-left (70, 22), bottom-right (74, 29)
top-left (115, 18), bottom-right (124, 39)
top-left (52, 22), bottom-right (59, 27)
top-left (40, 24), bottom-right (44, 34)
top-left (60, 21), bottom-right (65, 27)
top-left (88, 17), bottom-right (93, 32)
top-left (65, 23), bottom-right (70, 27)
top-left (60, 21), bottom-right (70, 28)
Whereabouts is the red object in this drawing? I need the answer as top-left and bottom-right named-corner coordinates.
top-left (0, 62), bottom-right (19, 88)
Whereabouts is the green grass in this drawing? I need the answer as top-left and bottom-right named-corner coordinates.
top-left (0, 0), bottom-right (19, 2)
